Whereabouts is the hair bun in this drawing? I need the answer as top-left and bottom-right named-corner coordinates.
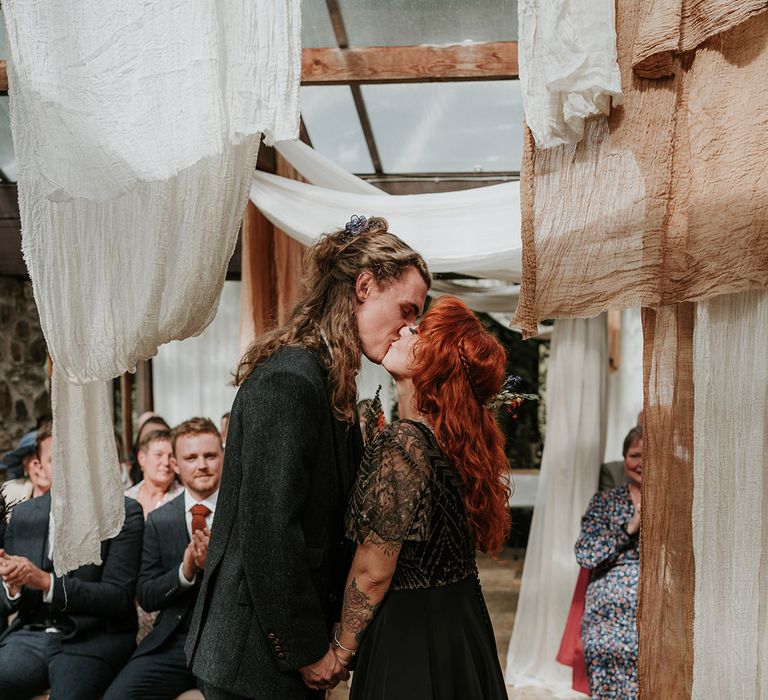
top-left (362, 216), bottom-right (388, 235)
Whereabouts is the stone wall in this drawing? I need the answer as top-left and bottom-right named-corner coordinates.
top-left (0, 277), bottom-right (50, 452)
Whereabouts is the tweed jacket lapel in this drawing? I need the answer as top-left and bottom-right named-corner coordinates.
top-left (309, 347), bottom-right (359, 503)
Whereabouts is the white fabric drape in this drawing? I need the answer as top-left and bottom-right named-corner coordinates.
top-left (604, 307), bottom-right (644, 462)
top-left (250, 172), bottom-right (522, 282)
top-left (270, 140), bottom-right (526, 308)
top-left (429, 279), bottom-right (519, 312)
top-left (518, 0), bottom-right (622, 148)
top-left (153, 282), bottom-right (241, 429)
top-left (3, 0), bottom-right (300, 572)
top-left (692, 290), bottom-right (768, 699)
top-left (505, 316), bottom-right (606, 697)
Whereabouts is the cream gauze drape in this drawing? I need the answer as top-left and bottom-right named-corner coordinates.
top-left (250, 172), bottom-right (521, 282)
top-left (517, 0), bottom-right (622, 148)
top-left (152, 282), bottom-right (241, 429)
top-left (505, 316), bottom-right (606, 697)
top-left (271, 140), bottom-right (523, 311)
top-left (604, 308), bottom-right (643, 462)
top-left (692, 290), bottom-right (768, 698)
top-left (2, 0), bottom-right (300, 572)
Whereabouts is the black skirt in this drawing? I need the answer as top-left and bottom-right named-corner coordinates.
top-left (349, 576), bottom-right (507, 700)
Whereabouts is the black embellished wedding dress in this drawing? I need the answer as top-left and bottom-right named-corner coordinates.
top-left (345, 420), bottom-right (507, 700)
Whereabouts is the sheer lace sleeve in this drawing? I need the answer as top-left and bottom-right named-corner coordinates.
top-left (346, 421), bottom-right (432, 546)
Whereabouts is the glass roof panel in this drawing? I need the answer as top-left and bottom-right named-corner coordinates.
top-left (361, 81), bottom-right (523, 173)
top-left (337, 0), bottom-right (517, 46)
top-left (300, 85), bottom-right (375, 174)
top-left (0, 97), bottom-right (17, 182)
top-left (301, 0), bottom-right (338, 48)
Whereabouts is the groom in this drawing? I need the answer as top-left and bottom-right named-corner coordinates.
top-left (186, 217), bottom-right (429, 699)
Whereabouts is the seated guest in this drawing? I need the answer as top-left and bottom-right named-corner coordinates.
top-left (575, 425), bottom-right (643, 700)
top-left (126, 428), bottom-right (183, 519)
top-left (129, 414), bottom-right (172, 486)
top-left (105, 417), bottom-right (224, 700)
top-left (0, 430), bottom-right (43, 505)
top-left (0, 423), bottom-right (144, 699)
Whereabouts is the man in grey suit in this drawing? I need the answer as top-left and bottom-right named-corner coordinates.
top-left (106, 417), bottom-right (224, 700)
top-left (0, 423), bottom-right (144, 699)
top-left (186, 216), bottom-right (430, 698)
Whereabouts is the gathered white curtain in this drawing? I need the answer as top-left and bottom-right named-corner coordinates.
top-left (250, 172), bottom-right (521, 282)
top-left (260, 140), bottom-right (524, 287)
top-left (153, 282), bottom-right (241, 429)
top-left (505, 316), bottom-right (607, 697)
top-left (3, 0), bottom-right (300, 572)
top-left (517, 0), bottom-right (622, 148)
top-left (604, 307), bottom-right (644, 462)
top-left (692, 290), bottom-right (768, 698)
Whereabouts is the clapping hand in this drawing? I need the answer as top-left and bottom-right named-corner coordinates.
top-left (191, 528), bottom-right (210, 571)
top-left (182, 528), bottom-right (211, 581)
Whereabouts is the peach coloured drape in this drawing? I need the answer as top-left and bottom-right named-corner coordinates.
top-left (513, 4), bottom-right (768, 339)
top-left (513, 2), bottom-right (768, 697)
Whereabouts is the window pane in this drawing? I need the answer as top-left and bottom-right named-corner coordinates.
top-left (361, 81), bottom-right (523, 173)
top-left (337, 0), bottom-right (517, 46)
top-left (302, 0), bottom-right (338, 48)
top-left (300, 86), bottom-right (375, 174)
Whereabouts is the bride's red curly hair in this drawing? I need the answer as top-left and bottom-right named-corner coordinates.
top-left (412, 296), bottom-right (511, 555)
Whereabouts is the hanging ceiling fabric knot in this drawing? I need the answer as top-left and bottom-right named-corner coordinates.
top-left (2, 0), bottom-right (301, 573)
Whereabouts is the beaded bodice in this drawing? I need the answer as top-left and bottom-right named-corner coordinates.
top-left (345, 419), bottom-right (477, 591)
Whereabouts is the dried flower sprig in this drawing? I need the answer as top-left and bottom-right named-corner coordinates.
top-left (484, 374), bottom-right (538, 417)
top-left (364, 385), bottom-right (385, 444)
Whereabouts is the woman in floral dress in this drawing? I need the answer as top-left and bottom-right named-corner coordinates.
top-left (575, 426), bottom-right (643, 699)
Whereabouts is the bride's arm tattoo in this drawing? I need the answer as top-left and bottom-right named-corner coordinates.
top-left (340, 540), bottom-right (400, 644)
top-left (341, 578), bottom-right (382, 643)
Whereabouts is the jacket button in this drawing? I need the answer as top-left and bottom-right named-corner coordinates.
top-left (329, 593), bottom-right (337, 602)
top-left (277, 652), bottom-right (286, 659)
top-left (275, 645), bottom-right (282, 652)
top-left (267, 633), bottom-right (276, 640)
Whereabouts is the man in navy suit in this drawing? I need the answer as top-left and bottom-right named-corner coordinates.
top-left (0, 422), bottom-right (144, 699)
top-left (105, 416), bottom-right (224, 700)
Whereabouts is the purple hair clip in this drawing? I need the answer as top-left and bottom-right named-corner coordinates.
top-left (340, 214), bottom-right (368, 243)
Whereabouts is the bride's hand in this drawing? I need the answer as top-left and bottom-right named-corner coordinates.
top-left (299, 646), bottom-right (349, 691)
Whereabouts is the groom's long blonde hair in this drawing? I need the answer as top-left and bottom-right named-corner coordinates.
top-left (235, 217), bottom-right (430, 423)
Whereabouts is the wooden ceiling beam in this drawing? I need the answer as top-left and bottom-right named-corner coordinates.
top-left (0, 41), bottom-right (519, 97)
top-left (301, 41), bottom-right (519, 85)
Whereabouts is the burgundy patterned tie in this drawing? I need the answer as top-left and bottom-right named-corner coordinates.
top-left (190, 504), bottom-right (210, 535)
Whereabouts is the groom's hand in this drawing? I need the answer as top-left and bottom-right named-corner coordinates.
top-left (299, 646), bottom-right (350, 691)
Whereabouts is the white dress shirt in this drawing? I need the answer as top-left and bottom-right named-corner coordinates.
top-left (178, 489), bottom-right (218, 588)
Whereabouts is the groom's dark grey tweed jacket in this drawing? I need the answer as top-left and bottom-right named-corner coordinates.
top-left (186, 346), bottom-right (362, 699)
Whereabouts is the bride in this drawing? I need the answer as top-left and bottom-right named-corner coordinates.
top-left (324, 295), bottom-right (510, 699)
